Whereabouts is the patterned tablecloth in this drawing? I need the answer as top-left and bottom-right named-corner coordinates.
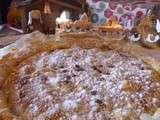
top-left (87, 0), bottom-right (148, 26)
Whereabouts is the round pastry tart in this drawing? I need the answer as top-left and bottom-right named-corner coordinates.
top-left (0, 32), bottom-right (160, 120)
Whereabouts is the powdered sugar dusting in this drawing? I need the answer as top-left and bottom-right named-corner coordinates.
top-left (62, 100), bottom-right (77, 110)
top-left (11, 46), bottom-right (160, 120)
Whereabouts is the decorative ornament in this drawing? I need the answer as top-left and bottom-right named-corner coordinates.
top-left (104, 9), bottom-right (113, 18)
top-left (109, 2), bottom-right (117, 10)
top-left (136, 11), bottom-right (144, 17)
top-left (91, 13), bottom-right (99, 23)
top-left (117, 7), bottom-right (124, 14)
top-left (99, 1), bottom-right (106, 11)
top-left (123, 3), bottom-right (132, 11)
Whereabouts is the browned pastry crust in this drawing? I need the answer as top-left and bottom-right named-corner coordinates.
top-left (0, 32), bottom-right (160, 120)
top-left (98, 16), bottom-right (125, 40)
top-left (99, 16), bottom-right (124, 32)
top-left (57, 13), bottom-right (92, 33)
top-left (72, 13), bottom-right (92, 30)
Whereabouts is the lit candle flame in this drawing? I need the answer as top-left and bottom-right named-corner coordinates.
top-left (44, 1), bottom-right (51, 14)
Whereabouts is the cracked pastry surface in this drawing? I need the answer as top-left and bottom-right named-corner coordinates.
top-left (2, 46), bottom-right (160, 120)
